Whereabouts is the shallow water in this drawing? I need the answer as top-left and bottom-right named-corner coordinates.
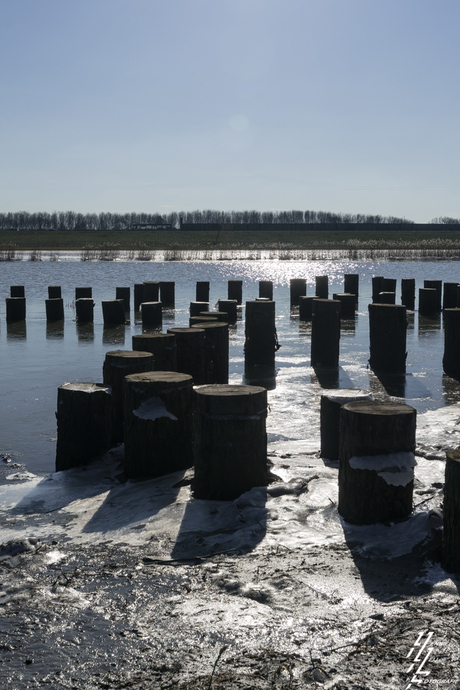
top-left (0, 252), bottom-right (459, 475)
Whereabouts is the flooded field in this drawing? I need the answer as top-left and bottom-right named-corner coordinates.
top-left (0, 251), bottom-right (459, 688)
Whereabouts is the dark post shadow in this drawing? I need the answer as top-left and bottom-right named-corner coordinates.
top-left (371, 371), bottom-right (432, 400)
top-left (46, 321), bottom-right (64, 339)
top-left (340, 511), bottom-right (460, 602)
top-left (312, 366), bottom-right (356, 390)
top-left (102, 324), bottom-right (126, 346)
top-left (7, 321), bottom-right (27, 340)
top-left (170, 485), bottom-right (268, 560)
top-left (76, 322), bottom-right (94, 343)
top-left (442, 374), bottom-right (460, 405)
top-left (244, 365), bottom-right (277, 390)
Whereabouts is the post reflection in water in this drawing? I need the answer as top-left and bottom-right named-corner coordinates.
top-left (46, 321), bottom-right (64, 339)
top-left (7, 320), bottom-right (27, 340)
top-left (76, 322), bottom-right (94, 343)
top-left (102, 324), bottom-right (126, 346)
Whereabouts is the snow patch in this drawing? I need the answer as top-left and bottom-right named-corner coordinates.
top-left (133, 396), bottom-right (178, 421)
top-left (349, 452), bottom-right (416, 486)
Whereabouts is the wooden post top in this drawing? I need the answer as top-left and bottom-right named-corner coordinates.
top-left (194, 384), bottom-right (267, 415)
top-left (167, 327), bottom-right (205, 335)
top-left (104, 350), bottom-right (154, 364)
top-left (124, 371), bottom-right (193, 389)
top-left (342, 400), bottom-right (415, 417)
top-left (191, 322), bottom-right (228, 330)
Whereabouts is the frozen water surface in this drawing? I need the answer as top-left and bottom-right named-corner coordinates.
top-left (0, 252), bottom-right (459, 688)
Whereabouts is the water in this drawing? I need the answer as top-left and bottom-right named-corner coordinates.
top-left (1, 252), bottom-right (459, 475)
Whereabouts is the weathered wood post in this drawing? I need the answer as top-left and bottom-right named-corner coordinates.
top-left (344, 274), bottom-right (359, 304)
top-left (245, 299), bottom-right (278, 370)
top-left (46, 298), bottom-right (64, 322)
top-left (401, 278), bottom-right (415, 310)
top-left (218, 299), bottom-right (237, 323)
top-left (102, 299), bottom-right (126, 325)
top-left (196, 281), bottom-right (210, 302)
top-left (48, 286), bottom-right (61, 299)
top-left (160, 281), bottom-right (175, 309)
top-left (76, 298), bottom-right (94, 322)
top-left (443, 308), bottom-right (460, 380)
top-left (143, 281), bottom-right (160, 302)
top-left (102, 350), bottom-right (155, 444)
top-left (116, 287), bottom-right (130, 312)
top-left (6, 297), bottom-right (26, 322)
top-left (338, 400), bottom-right (416, 524)
top-left (259, 280), bottom-right (273, 300)
top-left (141, 301), bottom-right (162, 329)
top-left (228, 279), bottom-right (243, 304)
top-left (193, 384), bottom-right (268, 500)
top-left (167, 327), bottom-right (206, 384)
top-left (382, 278), bottom-right (396, 293)
top-left (332, 293), bottom-right (356, 319)
top-left (424, 280), bottom-right (442, 312)
top-left (315, 275), bottom-right (328, 299)
top-left (290, 279), bottom-right (306, 307)
top-left (10, 286), bottom-right (25, 297)
top-left (311, 299), bottom-right (340, 369)
top-left (192, 321), bottom-right (229, 384)
top-left (320, 389), bottom-right (373, 462)
top-left (134, 284), bottom-right (145, 311)
top-left (372, 276), bottom-right (384, 303)
top-left (443, 283), bottom-right (459, 310)
top-left (368, 303), bottom-right (406, 373)
top-left (378, 291), bottom-right (396, 305)
top-left (55, 382), bottom-right (112, 471)
top-left (419, 288), bottom-right (439, 318)
top-left (132, 333), bottom-right (177, 371)
top-left (189, 315), bottom-right (219, 327)
top-left (299, 296), bottom-right (315, 322)
top-left (75, 287), bottom-right (92, 300)
top-left (442, 450), bottom-right (460, 573)
top-left (190, 301), bottom-right (209, 317)
top-left (202, 310), bottom-right (228, 322)
top-left (123, 372), bottom-right (194, 478)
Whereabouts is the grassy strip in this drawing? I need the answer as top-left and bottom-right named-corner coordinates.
top-left (2, 229), bottom-right (460, 250)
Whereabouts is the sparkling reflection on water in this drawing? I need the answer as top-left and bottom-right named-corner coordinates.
top-left (0, 251), bottom-right (459, 475)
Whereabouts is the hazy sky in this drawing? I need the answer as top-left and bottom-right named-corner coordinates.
top-left (1, 0), bottom-right (459, 221)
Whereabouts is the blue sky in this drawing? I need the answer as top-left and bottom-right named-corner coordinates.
top-left (1, 0), bottom-right (459, 221)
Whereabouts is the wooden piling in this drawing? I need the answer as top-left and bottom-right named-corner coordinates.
top-left (344, 274), bottom-right (359, 304)
top-left (189, 315), bottom-right (219, 327)
top-left (217, 299), bottom-right (238, 323)
top-left (401, 278), bottom-right (415, 310)
top-left (46, 298), bottom-right (64, 322)
top-left (116, 287), bottom-right (130, 312)
top-left (320, 389), bottom-right (373, 462)
top-left (332, 293), bottom-right (356, 319)
top-left (315, 276), bottom-right (328, 299)
top-left (372, 277), bottom-right (384, 303)
top-left (442, 449), bottom-right (460, 573)
top-left (167, 327), bottom-right (206, 384)
top-left (259, 280), bottom-right (273, 300)
top-left (228, 280), bottom-right (243, 304)
top-left (190, 301), bottom-right (209, 317)
top-left (338, 400), bottom-right (416, 524)
top-left (6, 297), bottom-right (26, 322)
top-left (193, 384), bottom-right (268, 500)
top-left (424, 280), bottom-right (442, 312)
top-left (48, 286), bottom-right (61, 299)
top-left (311, 299), bottom-right (340, 369)
top-left (132, 333), bottom-right (177, 371)
top-left (55, 382), bottom-right (112, 471)
top-left (192, 321), bottom-right (229, 384)
top-left (102, 350), bottom-right (155, 444)
top-left (299, 296), bottom-right (315, 322)
top-left (123, 371), bottom-right (194, 478)
top-left (201, 311), bottom-right (228, 322)
top-left (134, 284), bottom-right (145, 311)
top-left (443, 308), bottom-right (460, 380)
top-left (143, 281), bottom-right (160, 302)
top-left (76, 298), bottom-right (94, 322)
top-left (102, 299), bottom-right (126, 325)
top-left (290, 279), bottom-right (306, 307)
top-left (141, 301), bottom-right (162, 329)
top-left (443, 283), bottom-right (459, 310)
top-left (160, 281), bottom-right (175, 309)
top-left (378, 291), bottom-right (396, 305)
top-left (419, 287), bottom-right (439, 318)
top-left (245, 300), bottom-right (278, 369)
top-left (382, 278), bottom-right (396, 293)
top-left (196, 281), bottom-right (210, 302)
top-left (368, 303), bottom-right (406, 373)
top-left (10, 286), bottom-right (25, 297)
top-left (75, 287), bottom-right (92, 300)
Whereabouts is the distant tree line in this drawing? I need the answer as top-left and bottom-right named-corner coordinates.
top-left (0, 209), bottom-right (421, 231)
